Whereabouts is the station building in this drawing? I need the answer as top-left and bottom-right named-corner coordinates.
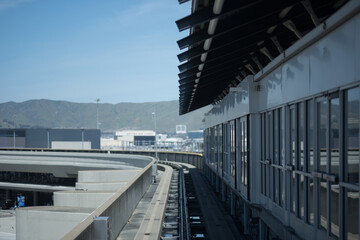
top-left (176, 0), bottom-right (360, 239)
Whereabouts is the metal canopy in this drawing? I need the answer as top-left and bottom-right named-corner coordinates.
top-left (176, 0), bottom-right (348, 115)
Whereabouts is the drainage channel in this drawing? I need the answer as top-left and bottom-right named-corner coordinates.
top-left (160, 163), bottom-right (207, 240)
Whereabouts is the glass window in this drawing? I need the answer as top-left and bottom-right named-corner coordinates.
top-left (308, 176), bottom-right (315, 225)
top-left (290, 107), bottom-right (296, 213)
top-left (345, 87), bottom-right (359, 184)
top-left (345, 87), bottom-right (359, 240)
top-left (230, 121), bottom-right (236, 180)
top-left (298, 102), bottom-right (305, 219)
top-left (330, 96), bottom-right (340, 238)
top-left (223, 123), bottom-right (228, 175)
top-left (299, 102), bottom-right (305, 171)
top-left (214, 126), bottom-right (218, 171)
top-left (308, 100), bottom-right (315, 173)
top-left (307, 99), bottom-right (315, 225)
top-left (267, 112), bottom-right (273, 200)
top-left (330, 97), bottom-right (340, 176)
top-left (346, 189), bottom-right (359, 240)
top-left (274, 110), bottom-right (279, 204)
top-left (274, 109), bottom-right (279, 165)
top-left (318, 99), bottom-right (328, 231)
top-left (299, 174), bottom-right (305, 219)
top-left (280, 108), bottom-right (285, 207)
top-left (243, 119), bottom-right (248, 186)
top-left (219, 124), bottom-right (223, 174)
top-left (261, 113), bottom-right (266, 195)
top-left (242, 121), bottom-right (245, 184)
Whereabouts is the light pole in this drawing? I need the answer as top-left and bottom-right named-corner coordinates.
top-left (47, 128), bottom-right (50, 149)
top-left (95, 98), bottom-right (100, 130)
top-left (81, 128), bottom-right (84, 150)
top-left (152, 112), bottom-right (158, 162)
top-left (13, 115), bottom-right (16, 148)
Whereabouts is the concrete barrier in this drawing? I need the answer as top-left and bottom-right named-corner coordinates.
top-left (75, 182), bottom-right (127, 191)
top-left (54, 191), bottom-right (115, 209)
top-left (0, 148), bottom-right (203, 170)
top-left (61, 158), bottom-right (155, 240)
top-left (112, 150), bottom-right (204, 170)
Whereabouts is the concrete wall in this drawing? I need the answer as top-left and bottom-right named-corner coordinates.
top-left (77, 169), bottom-right (140, 183)
top-left (54, 191), bottom-right (115, 209)
top-left (75, 182), bottom-right (127, 191)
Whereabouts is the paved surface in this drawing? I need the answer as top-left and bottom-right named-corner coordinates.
top-left (0, 232), bottom-right (15, 240)
top-left (0, 210), bottom-right (15, 240)
top-left (134, 165), bottom-right (172, 240)
top-left (189, 168), bottom-right (242, 240)
top-left (116, 181), bottom-right (159, 240)
top-left (117, 169), bottom-right (166, 240)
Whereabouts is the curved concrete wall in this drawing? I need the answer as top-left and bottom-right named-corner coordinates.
top-left (0, 151), bottom-right (149, 177)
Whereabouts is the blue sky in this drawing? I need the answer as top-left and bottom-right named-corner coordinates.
top-left (0, 0), bottom-right (190, 104)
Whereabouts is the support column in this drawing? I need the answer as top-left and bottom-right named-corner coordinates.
top-left (221, 181), bottom-right (226, 202)
top-left (33, 191), bottom-right (38, 206)
top-left (259, 219), bottom-right (265, 240)
top-left (216, 175), bottom-right (220, 193)
top-left (243, 204), bottom-right (250, 234)
top-left (230, 191), bottom-right (235, 216)
top-left (6, 189), bottom-right (10, 199)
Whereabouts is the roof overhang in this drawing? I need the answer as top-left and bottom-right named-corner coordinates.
top-left (176, 0), bottom-right (349, 115)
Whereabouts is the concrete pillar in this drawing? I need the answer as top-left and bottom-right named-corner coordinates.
top-left (259, 219), bottom-right (265, 240)
top-left (94, 216), bottom-right (110, 240)
top-left (6, 189), bottom-right (10, 199)
top-left (243, 203), bottom-right (250, 234)
top-left (230, 191), bottom-right (235, 216)
top-left (221, 181), bottom-right (226, 202)
top-left (33, 192), bottom-right (38, 206)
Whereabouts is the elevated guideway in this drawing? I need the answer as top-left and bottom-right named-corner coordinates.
top-left (0, 150), bottom-right (155, 240)
top-left (0, 149), bottom-right (244, 240)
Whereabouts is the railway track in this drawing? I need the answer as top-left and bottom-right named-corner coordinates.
top-left (161, 162), bottom-right (207, 240)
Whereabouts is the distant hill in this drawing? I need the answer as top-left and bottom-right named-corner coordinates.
top-left (0, 99), bottom-right (210, 133)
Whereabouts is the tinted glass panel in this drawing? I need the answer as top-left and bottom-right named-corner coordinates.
top-left (346, 189), bottom-right (359, 240)
top-left (290, 107), bottom-right (296, 213)
top-left (308, 100), bottom-right (314, 173)
top-left (330, 97), bottom-right (340, 176)
top-left (299, 102), bottom-right (305, 171)
top-left (346, 88), bottom-right (359, 184)
top-left (308, 176), bottom-right (314, 225)
top-left (318, 100), bottom-right (328, 230)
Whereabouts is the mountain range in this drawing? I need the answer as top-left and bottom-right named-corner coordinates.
top-left (0, 99), bottom-right (210, 133)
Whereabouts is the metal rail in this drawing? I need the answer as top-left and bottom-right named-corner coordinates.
top-left (179, 168), bottom-right (191, 240)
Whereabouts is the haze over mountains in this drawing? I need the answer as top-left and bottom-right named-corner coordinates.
top-left (0, 99), bottom-right (209, 133)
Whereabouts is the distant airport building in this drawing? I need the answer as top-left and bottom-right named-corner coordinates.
top-left (176, 125), bottom-right (187, 134)
top-left (187, 130), bottom-right (203, 139)
top-left (0, 128), bottom-right (100, 149)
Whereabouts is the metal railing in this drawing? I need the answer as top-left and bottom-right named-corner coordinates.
top-left (101, 140), bottom-right (204, 153)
